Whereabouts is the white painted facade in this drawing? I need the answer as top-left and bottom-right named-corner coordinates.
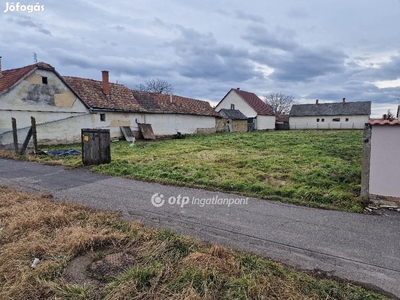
top-left (369, 126), bottom-right (400, 198)
top-left (215, 90), bottom-right (275, 130)
top-left (0, 68), bottom-right (217, 145)
top-left (256, 115), bottom-right (276, 130)
top-left (216, 90), bottom-right (258, 117)
top-left (143, 114), bottom-right (216, 135)
top-left (289, 115), bottom-right (369, 130)
top-left (0, 69), bottom-right (88, 132)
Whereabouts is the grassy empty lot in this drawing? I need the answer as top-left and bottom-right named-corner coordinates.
top-left (0, 130), bottom-right (365, 212)
top-left (0, 186), bottom-right (388, 299)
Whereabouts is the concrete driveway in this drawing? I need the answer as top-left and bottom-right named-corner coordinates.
top-left (0, 158), bottom-right (399, 298)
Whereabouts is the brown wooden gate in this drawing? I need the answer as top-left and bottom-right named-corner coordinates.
top-left (81, 129), bottom-right (111, 165)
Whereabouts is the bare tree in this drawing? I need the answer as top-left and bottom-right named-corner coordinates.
top-left (386, 109), bottom-right (396, 121)
top-left (136, 78), bottom-right (173, 94)
top-left (264, 92), bottom-right (296, 115)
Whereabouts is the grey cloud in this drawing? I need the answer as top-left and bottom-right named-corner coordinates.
top-left (241, 26), bottom-right (298, 51)
top-left (269, 47), bottom-right (347, 82)
top-left (167, 27), bottom-right (260, 82)
top-left (235, 10), bottom-right (265, 23)
top-left (8, 16), bottom-right (52, 36)
top-left (286, 8), bottom-right (310, 19)
top-left (110, 25), bottom-right (125, 31)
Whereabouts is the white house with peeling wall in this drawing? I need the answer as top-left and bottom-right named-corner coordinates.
top-left (0, 60), bottom-right (219, 146)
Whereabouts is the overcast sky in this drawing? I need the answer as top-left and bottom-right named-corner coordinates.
top-left (1, 0), bottom-right (400, 116)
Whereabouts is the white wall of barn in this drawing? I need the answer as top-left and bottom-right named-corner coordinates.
top-left (289, 115), bottom-right (369, 129)
top-left (142, 113), bottom-right (216, 135)
top-left (215, 91), bottom-right (257, 117)
top-left (369, 125), bottom-right (400, 198)
top-left (0, 109), bottom-right (217, 145)
top-left (256, 115), bottom-right (275, 130)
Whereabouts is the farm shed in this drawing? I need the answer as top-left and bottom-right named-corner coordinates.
top-left (289, 98), bottom-right (371, 130)
top-left (216, 109), bottom-right (248, 132)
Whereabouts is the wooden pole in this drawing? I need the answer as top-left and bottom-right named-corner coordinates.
top-left (19, 127), bottom-right (32, 155)
top-left (31, 116), bottom-right (38, 153)
top-left (11, 118), bottom-right (18, 153)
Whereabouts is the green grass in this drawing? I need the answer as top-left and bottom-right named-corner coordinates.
top-left (7, 130), bottom-right (366, 212)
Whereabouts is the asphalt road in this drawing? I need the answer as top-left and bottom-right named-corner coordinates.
top-left (0, 158), bottom-right (399, 298)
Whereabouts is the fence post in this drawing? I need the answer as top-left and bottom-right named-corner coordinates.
top-left (11, 118), bottom-right (19, 153)
top-left (31, 117), bottom-right (38, 153)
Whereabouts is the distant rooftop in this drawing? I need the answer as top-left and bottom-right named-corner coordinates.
top-left (289, 99), bottom-right (371, 117)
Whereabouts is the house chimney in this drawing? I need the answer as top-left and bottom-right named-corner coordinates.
top-left (316, 99), bottom-right (319, 105)
top-left (342, 98), bottom-right (346, 105)
top-left (237, 87), bottom-right (240, 90)
top-left (170, 89), bottom-right (173, 104)
top-left (383, 114), bottom-right (387, 120)
top-left (0, 56), bottom-right (2, 77)
top-left (102, 70), bottom-right (110, 96)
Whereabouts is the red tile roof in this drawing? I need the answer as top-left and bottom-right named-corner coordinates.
top-left (276, 114), bottom-right (289, 123)
top-left (63, 76), bottom-right (145, 112)
top-left (0, 62), bottom-right (54, 94)
top-left (132, 90), bottom-right (220, 116)
top-left (368, 119), bottom-right (400, 126)
top-left (1, 62), bottom-right (219, 117)
top-left (235, 89), bottom-right (274, 116)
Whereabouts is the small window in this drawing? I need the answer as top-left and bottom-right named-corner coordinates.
top-left (247, 118), bottom-right (254, 124)
top-left (316, 118), bottom-right (320, 122)
top-left (100, 113), bottom-right (106, 122)
top-left (230, 104), bottom-right (235, 110)
top-left (332, 118), bottom-right (340, 122)
top-left (321, 118), bottom-right (325, 122)
top-left (345, 118), bottom-right (349, 122)
top-left (42, 77), bottom-right (48, 84)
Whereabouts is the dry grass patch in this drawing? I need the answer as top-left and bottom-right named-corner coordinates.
top-left (0, 186), bottom-right (390, 299)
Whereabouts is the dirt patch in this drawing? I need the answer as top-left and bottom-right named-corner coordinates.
top-left (89, 252), bottom-right (136, 279)
top-left (63, 254), bottom-right (99, 288)
top-left (63, 251), bottom-right (136, 290)
top-left (263, 176), bottom-right (287, 187)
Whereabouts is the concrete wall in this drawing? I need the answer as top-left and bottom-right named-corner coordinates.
top-left (369, 126), bottom-right (400, 198)
top-left (215, 91), bottom-right (257, 117)
top-left (232, 120), bottom-right (248, 132)
top-left (256, 115), bottom-right (276, 130)
top-left (0, 111), bottom-right (217, 145)
top-left (216, 118), bottom-right (247, 133)
top-left (143, 113), bottom-right (216, 136)
top-left (289, 115), bottom-right (369, 129)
